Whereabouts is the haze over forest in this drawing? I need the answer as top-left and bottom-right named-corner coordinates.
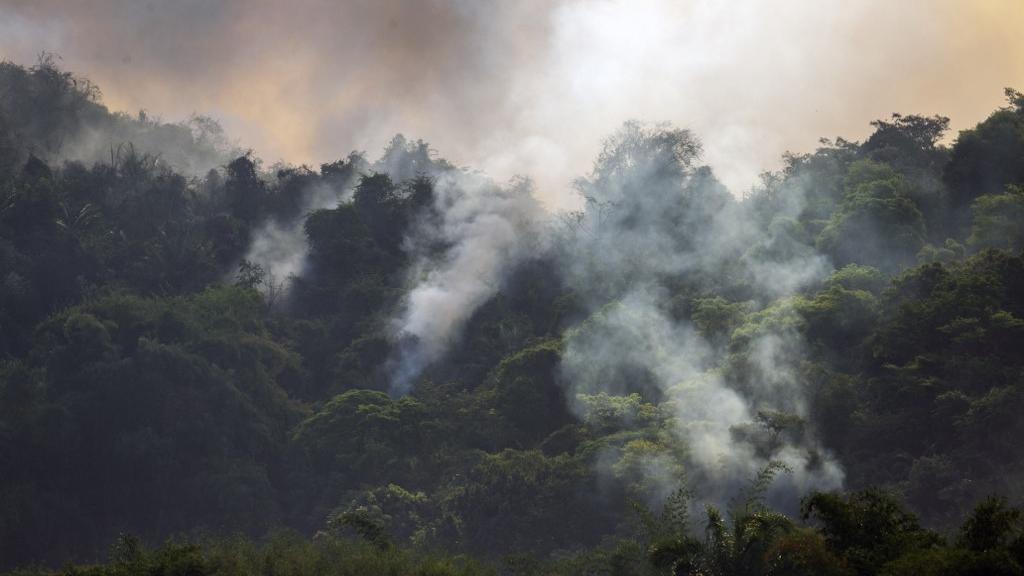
top-left (3, 2), bottom-right (1024, 575)
top-left (2, 0), bottom-right (1023, 208)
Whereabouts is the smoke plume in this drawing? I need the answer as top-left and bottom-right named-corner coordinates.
top-left (556, 121), bottom-right (842, 510)
top-left (244, 183), bottom-right (347, 286)
top-left (387, 170), bottom-right (544, 395)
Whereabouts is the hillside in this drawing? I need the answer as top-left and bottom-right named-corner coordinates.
top-left (2, 59), bottom-right (1024, 575)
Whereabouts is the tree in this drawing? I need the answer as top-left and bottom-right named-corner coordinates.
top-left (944, 88), bottom-right (1024, 232)
top-left (225, 154), bottom-right (266, 223)
top-left (969, 185), bottom-right (1024, 251)
top-left (801, 489), bottom-right (941, 576)
top-left (817, 160), bottom-right (926, 272)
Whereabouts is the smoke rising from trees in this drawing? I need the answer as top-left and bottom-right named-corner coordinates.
top-left (387, 170), bottom-right (544, 395)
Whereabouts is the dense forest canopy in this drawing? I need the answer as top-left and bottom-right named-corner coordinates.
top-left (2, 57), bottom-right (1024, 576)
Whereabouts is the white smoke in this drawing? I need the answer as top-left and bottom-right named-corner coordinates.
top-left (556, 121), bottom-right (843, 510)
top-left (243, 179), bottom-right (356, 291)
top-left (386, 170), bottom-right (544, 395)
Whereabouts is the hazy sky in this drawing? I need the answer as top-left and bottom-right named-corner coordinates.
top-left (2, 0), bottom-right (1023, 209)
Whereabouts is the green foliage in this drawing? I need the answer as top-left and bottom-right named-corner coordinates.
top-left (799, 283), bottom-right (878, 352)
top-left (691, 296), bottom-right (754, 344)
top-left (291, 389), bottom-right (427, 482)
top-left (576, 392), bottom-right (663, 436)
top-left (969, 184), bottom-right (1024, 251)
top-left (489, 339), bottom-right (572, 446)
top-left (1, 287), bottom-right (303, 565)
top-left (826, 264), bottom-right (887, 294)
top-left (917, 238), bottom-right (966, 264)
top-left (802, 489), bottom-right (942, 575)
top-left (765, 528), bottom-right (854, 576)
top-left (817, 160), bottom-right (927, 272)
top-left (945, 88), bottom-right (1024, 227)
top-left (3, 532), bottom-right (496, 576)
top-left (445, 448), bottom-right (612, 554)
top-left (11, 495), bottom-right (1024, 576)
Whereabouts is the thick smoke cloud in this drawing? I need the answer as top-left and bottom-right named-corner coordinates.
top-left (2, 1), bottom-right (1022, 208)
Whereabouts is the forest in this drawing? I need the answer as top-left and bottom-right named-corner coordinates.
top-left (1, 57), bottom-right (1024, 576)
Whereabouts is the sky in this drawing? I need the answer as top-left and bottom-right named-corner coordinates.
top-left (1, 0), bottom-right (1023, 210)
